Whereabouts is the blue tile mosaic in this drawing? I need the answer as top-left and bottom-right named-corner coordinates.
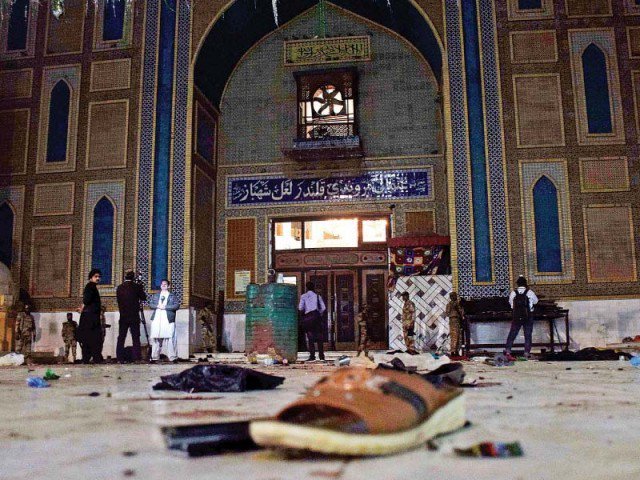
top-left (445, 0), bottom-right (510, 297)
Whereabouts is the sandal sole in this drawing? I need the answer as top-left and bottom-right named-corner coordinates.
top-left (249, 393), bottom-right (465, 456)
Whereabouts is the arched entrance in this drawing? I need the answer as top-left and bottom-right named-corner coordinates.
top-left (190, 0), bottom-right (453, 351)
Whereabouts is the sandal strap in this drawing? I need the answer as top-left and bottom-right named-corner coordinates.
top-left (277, 368), bottom-right (460, 434)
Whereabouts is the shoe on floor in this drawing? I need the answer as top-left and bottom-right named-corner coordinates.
top-left (250, 367), bottom-right (464, 456)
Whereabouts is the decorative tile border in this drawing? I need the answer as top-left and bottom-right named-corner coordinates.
top-left (136, 0), bottom-right (191, 303)
top-left (93, 0), bottom-right (135, 51)
top-left (445, 0), bottom-right (510, 297)
top-left (36, 65), bottom-right (82, 174)
top-left (81, 180), bottom-right (126, 296)
top-left (568, 29), bottom-right (625, 146)
top-left (0, 0), bottom-right (38, 60)
top-left (519, 160), bottom-right (575, 285)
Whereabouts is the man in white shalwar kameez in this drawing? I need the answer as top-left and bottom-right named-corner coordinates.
top-left (148, 279), bottom-right (180, 362)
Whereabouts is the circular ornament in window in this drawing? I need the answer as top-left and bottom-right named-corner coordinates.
top-left (312, 85), bottom-right (345, 116)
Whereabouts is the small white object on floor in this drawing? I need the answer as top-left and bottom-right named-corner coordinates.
top-left (0, 353), bottom-right (24, 366)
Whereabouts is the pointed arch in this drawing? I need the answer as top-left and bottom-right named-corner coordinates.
top-left (582, 43), bottom-right (613, 134)
top-left (46, 80), bottom-right (71, 163)
top-left (103, 0), bottom-right (126, 41)
top-left (7, 0), bottom-right (29, 51)
top-left (91, 196), bottom-right (115, 284)
top-left (533, 176), bottom-right (562, 273)
top-left (0, 201), bottom-right (15, 268)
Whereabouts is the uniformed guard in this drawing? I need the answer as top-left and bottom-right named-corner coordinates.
top-left (356, 304), bottom-right (371, 356)
top-left (198, 303), bottom-right (216, 353)
top-left (15, 304), bottom-right (36, 362)
top-left (61, 312), bottom-right (78, 363)
top-left (401, 292), bottom-right (416, 354)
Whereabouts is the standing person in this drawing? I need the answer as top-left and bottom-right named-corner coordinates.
top-left (356, 304), bottom-right (371, 356)
top-left (99, 305), bottom-right (110, 356)
top-left (148, 279), bottom-right (180, 363)
top-left (61, 313), bottom-right (78, 363)
top-left (401, 292), bottom-right (417, 354)
top-left (504, 276), bottom-right (539, 359)
top-left (445, 292), bottom-right (465, 357)
top-left (14, 304), bottom-right (35, 363)
top-left (116, 270), bottom-right (147, 363)
top-left (198, 303), bottom-right (216, 353)
top-left (299, 281), bottom-right (326, 361)
top-left (77, 269), bottom-right (104, 364)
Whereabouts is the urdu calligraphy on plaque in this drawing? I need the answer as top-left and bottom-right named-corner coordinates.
top-left (284, 36), bottom-right (371, 66)
top-left (227, 169), bottom-right (433, 207)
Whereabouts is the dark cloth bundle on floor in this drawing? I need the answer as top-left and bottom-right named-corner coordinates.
top-left (539, 347), bottom-right (632, 361)
top-left (153, 365), bottom-right (285, 392)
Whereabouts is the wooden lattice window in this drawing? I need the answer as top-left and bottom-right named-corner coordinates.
top-left (295, 68), bottom-right (357, 140)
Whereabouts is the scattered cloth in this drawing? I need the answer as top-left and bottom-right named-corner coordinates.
top-left (630, 356), bottom-right (640, 367)
top-left (539, 348), bottom-right (632, 361)
top-left (153, 365), bottom-right (285, 393)
top-left (373, 352), bottom-right (451, 372)
top-left (422, 362), bottom-right (465, 387)
top-left (485, 354), bottom-right (514, 367)
top-left (454, 441), bottom-right (523, 458)
top-left (0, 353), bottom-right (24, 366)
top-left (43, 369), bottom-right (60, 380)
top-left (26, 377), bottom-right (50, 388)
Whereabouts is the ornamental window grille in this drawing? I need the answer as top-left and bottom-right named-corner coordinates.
top-left (295, 68), bottom-right (357, 140)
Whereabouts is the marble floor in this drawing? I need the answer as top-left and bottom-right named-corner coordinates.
top-left (0, 359), bottom-right (639, 480)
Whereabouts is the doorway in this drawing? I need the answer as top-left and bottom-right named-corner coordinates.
top-left (273, 215), bottom-right (390, 351)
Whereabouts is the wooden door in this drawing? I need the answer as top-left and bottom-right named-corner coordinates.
top-left (362, 269), bottom-right (389, 349)
top-left (333, 270), bottom-right (357, 350)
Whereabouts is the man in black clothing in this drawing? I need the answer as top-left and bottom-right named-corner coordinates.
top-left (78, 269), bottom-right (103, 363)
top-left (116, 270), bottom-right (147, 362)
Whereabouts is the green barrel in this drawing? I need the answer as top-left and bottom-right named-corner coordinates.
top-left (245, 283), bottom-right (299, 362)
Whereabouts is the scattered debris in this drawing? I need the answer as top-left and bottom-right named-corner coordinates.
top-left (426, 440), bottom-right (439, 451)
top-left (162, 421), bottom-right (259, 457)
top-left (26, 377), bottom-right (50, 388)
top-left (334, 355), bottom-right (350, 367)
top-left (88, 392), bottom-right (100, 397)
top-left (630, 356), bottom-right (640, 367)
top-left (153, 365), bottom-right (285, 393)
top-left (539, 348), bottom-right (631, 361)
top-left (485, 354), bottom-right (514, 367)
top-left (0, 353), bottom-right (24, 366)
top-left (454, 441), bottom-right (523, 458)
top-left (422, 362), bottom-right (465, 387)
top-left (122, 451), bottom-right (137, 457)
top-left (43, 369), bottom-right (60, 380)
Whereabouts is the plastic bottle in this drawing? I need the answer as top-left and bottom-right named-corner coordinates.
top-left (26, 377), bottom-right (50, 388)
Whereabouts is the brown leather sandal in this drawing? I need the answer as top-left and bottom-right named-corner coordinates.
top-left (250, 367), bottom-right (465, 456)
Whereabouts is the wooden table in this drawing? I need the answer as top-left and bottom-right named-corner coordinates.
top-left (463, 309), bottom-right (570, 355)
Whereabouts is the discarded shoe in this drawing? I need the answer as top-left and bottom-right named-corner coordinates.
top-left (422, 362), bottom-right (465, 387)
top-left (250, 367), bottom-right (464, 456)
